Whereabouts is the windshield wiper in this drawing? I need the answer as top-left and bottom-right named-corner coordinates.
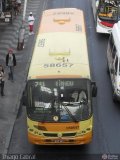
top-left (62, 105), bottom-right (78, 122)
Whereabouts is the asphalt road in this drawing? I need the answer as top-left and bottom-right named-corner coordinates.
top-left (7, 0), bottom-right (120, 159)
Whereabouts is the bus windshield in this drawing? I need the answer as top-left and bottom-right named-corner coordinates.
top-left (98, 0), bottom-right (120, 25)
top-left (27, 79), bottom-right (92, 122)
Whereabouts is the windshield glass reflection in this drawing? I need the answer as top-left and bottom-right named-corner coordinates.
top-left (27, 79), bottom-right (92, 122)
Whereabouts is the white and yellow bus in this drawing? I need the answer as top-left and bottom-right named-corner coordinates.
top-left (23, 8), bottom-right (97, 145)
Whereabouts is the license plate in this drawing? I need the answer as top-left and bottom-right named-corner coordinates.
top-left (5, 18), bottom-right (9, 22)
top-left (54, 139), bottom-right (63, 143)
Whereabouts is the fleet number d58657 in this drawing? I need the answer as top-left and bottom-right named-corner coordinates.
top-left (43, 63), bottom-right (74, 68)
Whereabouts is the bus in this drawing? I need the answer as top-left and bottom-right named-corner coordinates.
top-left (92, 0), bottom-right (120, 33)
top-left (23, 8), bottom-right (97, 145)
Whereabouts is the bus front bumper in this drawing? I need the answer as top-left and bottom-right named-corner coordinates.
top-left (28, 132), bottom-right (92, 145)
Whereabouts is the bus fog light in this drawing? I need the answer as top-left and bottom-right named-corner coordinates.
top-left (77, 130), bottom-right (86, 136)
top-left (82, 130), bottom-right (86, 134)
top-left (34, 131), bottom-right (38, 134)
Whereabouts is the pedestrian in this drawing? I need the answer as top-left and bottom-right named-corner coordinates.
top-left (6, 48), bottom-right (16, 82)
top-left (17, 24), bottom-right (25, 50)
top-left (28, 12), bottom-right (35, 35)
top-left (0, 65), bottom-right (5, 96)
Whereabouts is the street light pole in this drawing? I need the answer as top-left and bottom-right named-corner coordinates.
top-left (23, 0), bottom-right (27, 22)
top-left (17, 0), bottom-right (27, 50)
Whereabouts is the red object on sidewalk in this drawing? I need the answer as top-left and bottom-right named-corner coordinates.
top-left (29, 25), bottom-right (33, 32)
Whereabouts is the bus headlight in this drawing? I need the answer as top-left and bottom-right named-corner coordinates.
top-left (29, 128), bottom-right (33, 132)
top-left (76, 128), bottom-right (91, 136)
top-left (34, 125), bottom-right (39, 130)
top-left (76, 130), bottom-right (86, 136)
top-left (33, 125), bottom-right (42, 135)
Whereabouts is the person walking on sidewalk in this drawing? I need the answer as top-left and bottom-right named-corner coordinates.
top-left (6, 48), bottom-right (16, 82)
top-left (28, 12), bottom-right (35, 35)
top-left (0, 65), bottom-right (5, 96)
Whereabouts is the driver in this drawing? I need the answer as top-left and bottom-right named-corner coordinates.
top-left (78, 90), bottom-right (87, 104)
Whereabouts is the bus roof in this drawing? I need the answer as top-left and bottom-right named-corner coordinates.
top-left (39, 8), bottom-right (85, 33)
top-left (28, 32), bottom-right (90, 80)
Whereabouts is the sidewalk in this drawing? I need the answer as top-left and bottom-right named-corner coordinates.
top-left (0, 0), bottom-right (44, 154)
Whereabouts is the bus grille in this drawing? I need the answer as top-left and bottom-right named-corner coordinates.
top-left (62, 133), bottom-right (76, 137)
top-left (43, 133), bottom-right (76, 137)
top-left (43, 133), bottom-right (58, 137)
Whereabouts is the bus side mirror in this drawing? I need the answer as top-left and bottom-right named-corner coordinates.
top-left (91, 82), bottom-right (97, 97)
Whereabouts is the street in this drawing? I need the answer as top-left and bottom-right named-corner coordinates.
top-left (1, 0), bottom-right (120, 159)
